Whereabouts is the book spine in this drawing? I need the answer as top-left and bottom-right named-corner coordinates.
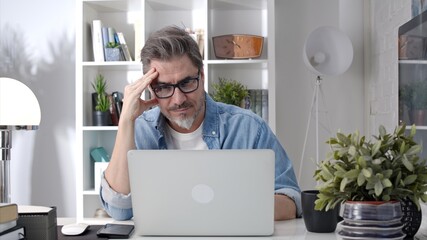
top-left (92, 20), bottom-right (105, 62)
top-left (101, 27), bottom-right (109, 57)
top-left (117, 32), bottom-right (133, 61)
top-left (261, 89), bottom-right (268, 122)
top-left (107, 27), bottom-right (115, 44)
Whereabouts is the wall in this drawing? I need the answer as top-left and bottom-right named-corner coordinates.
top-left (366, 0), bottom-right (411, 136)
top-left (0, 0), bottom-right (76, 217)
top-left (275, 0), bottom-right (365, 191)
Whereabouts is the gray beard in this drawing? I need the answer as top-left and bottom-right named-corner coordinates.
top-left (172, 115), bottom-right (196, 130)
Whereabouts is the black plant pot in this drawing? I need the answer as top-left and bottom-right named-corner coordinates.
top-left (301, 190), bottom-right (340, 233)
top-left (401, 198), bottom-right (422, 238)
top-left (93, 111), bottom-right (111, 126)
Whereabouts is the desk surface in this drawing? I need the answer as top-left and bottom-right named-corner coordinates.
top-left (58, 217), bottom-right (427, 240)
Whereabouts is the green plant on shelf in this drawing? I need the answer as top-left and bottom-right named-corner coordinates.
top-left (92, 74), bottom-right (110, 112)
top-left (210, 77), bottom-right (248, 107)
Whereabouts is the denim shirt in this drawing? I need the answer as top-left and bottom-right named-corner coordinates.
top-left (100, 94), bottom-right (302, 220)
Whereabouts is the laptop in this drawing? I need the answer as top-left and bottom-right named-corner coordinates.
top-left (127, 149), bottom-right (275, 236)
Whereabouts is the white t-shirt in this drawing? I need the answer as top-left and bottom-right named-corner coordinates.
top-left (164, 122), bottom-right (209, 150)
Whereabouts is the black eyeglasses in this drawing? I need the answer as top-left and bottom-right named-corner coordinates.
top-left (150, 70), bottom-right (200, 99)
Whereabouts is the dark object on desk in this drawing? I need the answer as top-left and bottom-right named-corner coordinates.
top-left (18, 205), bottom-right (57, 240)
top-left (57, 225), bottom-right (107, 240)
top-left (97, 223), bottom-right (134, 239)
top-left (301, 190), bottom-right (339, 233)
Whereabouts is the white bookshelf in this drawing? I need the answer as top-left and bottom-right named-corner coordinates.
top-left (76, 0), bottom-right (276, 218)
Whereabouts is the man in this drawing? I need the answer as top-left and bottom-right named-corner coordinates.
top-left (100, 26), bottom-right (302, 221)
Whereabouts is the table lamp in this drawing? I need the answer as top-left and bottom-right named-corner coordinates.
top-left (0, 77), bottom-right (41, 203)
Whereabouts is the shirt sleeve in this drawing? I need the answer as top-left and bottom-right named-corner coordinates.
top-left (257, 122), bottom-right (303, 218)
top-left (99, 172), bottom-right (133, 220)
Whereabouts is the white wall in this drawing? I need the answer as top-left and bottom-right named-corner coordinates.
top-left (275, 0), bottom-right (365, 191)
top-left (0, 0), bottom-right (76, 217)
top-left (366, 0), bottom-right (411, 136)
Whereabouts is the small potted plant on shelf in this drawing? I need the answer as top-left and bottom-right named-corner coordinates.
top-left (92, 74), bottom-right (111, 126)
top-left (314, 124), bottom-right (427, 238)
top-left (105, 42), bottom-right (122, 61)
top-left (210, 77), bottom-right (248, 107)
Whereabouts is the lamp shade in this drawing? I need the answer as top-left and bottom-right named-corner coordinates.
top-left (303, 26), bottom-right (353, 76)
top-left (0, 77), bottom-right (41, 129)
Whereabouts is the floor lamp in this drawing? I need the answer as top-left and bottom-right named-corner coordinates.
top-left (0, 77), bottom-right (41, 203)
top-left (298, 26), bottom-right (353, 183)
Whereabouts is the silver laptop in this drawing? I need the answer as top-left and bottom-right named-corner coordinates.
top-left (127, 149), bottom-right (275, 236)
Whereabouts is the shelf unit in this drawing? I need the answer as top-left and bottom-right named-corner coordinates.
top-left (76, 0), bottom-right (276, 218)
top-left (398, 10), bottom-right (427, 160)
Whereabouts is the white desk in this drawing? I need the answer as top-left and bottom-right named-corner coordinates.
top-left (58, 217), bottom-right (427, 239)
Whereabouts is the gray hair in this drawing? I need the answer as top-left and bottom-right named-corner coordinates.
top-left (140, 26), bottom-right (203, 73)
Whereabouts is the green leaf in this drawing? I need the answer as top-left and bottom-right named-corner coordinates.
top-left (371, 140), bottom-right (381, 156)
top-left (381, 178), bottom-right (392, 188)
top-left (403, 175), bottom-right (417, 185)
top-left (357, 172), bottom-right (366, 186)
top-left (340, 177), bottom-right (349, 192)
top-left (348, 145), bottom-right (357, 157)
top-left (379, 125), bottom-right (387, 137)
top-left (362, 168), bottom-right (372, 178)
top-left (344, 169), bottom-right (360, 179)
top-left (374, 180), bottom-right (383, 196)
top-left (357, 156), bottom-right (367, 168)
top-left (406, 145), bottom-right (421, 155)
top-left (410, 124), bottom-right (416, 138)
top-left (337, 133), bottom-right (351, 146)
top-left (402, 154), bottom-right (415, 171)
top-left (399, 141), bottom-right (406, 155)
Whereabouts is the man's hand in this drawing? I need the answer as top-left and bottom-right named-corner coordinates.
top-left (120, 68), bottom-right (159, 124)
top-left (274, 194), bottom-right (297, 220)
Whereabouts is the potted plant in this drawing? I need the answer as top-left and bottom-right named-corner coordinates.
top-left (210, 77), bottom-right (248, 107)
top-left (105, 42), bottom-right (122, 61)
top-left (314, 124), bottom-right (427, 237)
top-left (92, 74), bottom-right (111, 126)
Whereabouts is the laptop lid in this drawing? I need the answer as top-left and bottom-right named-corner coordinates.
top-left (127, 149), bottom-right (275, 236)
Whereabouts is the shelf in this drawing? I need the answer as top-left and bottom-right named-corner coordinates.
top-left (399, 59), bottom-right (427, 64)
top-left (83, 126), bottom-right (118, 131)
top-left (77, 0), bottom-right (276, 218)
top-left (206, 59), bottom-right (268, 64)
top-left (83, 0), bottom-right (142, 12)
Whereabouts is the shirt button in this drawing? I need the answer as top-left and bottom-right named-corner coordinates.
top-left (212, 131), bottom-right (216, 135)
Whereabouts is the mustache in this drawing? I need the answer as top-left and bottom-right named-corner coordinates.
top-left (168, 101), bottom-right (193, 111)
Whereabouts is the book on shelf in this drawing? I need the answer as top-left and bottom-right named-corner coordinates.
top-left (245, 89), bottom-right (268, 122)
top-left (101, 26), bottom-right (109, 57)
top-left (116, 32), bottom-right (133, 61)
top-left (0, 225), bottom-right (25, 240)
top-left (91, 20), bottom-right (105, 62)
top-left (0, 203), bottom-right (18, 224)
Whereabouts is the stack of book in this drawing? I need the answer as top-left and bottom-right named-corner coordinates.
top-left (0, 203), bottom-right (25, 240)
top-left (244, 89), bottom-right (268, 122)
top-left (92, 20), bottom-right (133, 62)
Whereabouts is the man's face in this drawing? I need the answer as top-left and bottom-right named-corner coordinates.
top-left (150, 55), bottom-right (205, 133)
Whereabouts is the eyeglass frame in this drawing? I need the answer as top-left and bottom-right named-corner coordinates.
top-left (150, 69), bottom-right (201, 99)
